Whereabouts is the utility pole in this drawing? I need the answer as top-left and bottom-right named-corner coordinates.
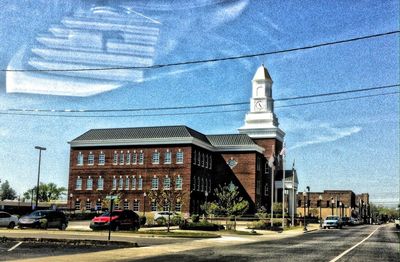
top-left (34, 146), bottom-right (46, 210)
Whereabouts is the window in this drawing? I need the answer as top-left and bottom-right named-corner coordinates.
top-left (88, 152), bottom-right (94, 165)
top-left (197, 177), bottom-right (201, 191)
top-left (175, 201), bottom-right (181, 212)
top-left (75, 199), bottom-right (81, 210)
top-left (86, 199), bottom-right (91, 210)
top-left (96, 200), bottom-right (102, 211)
top-left (256, 157), bottom-right (261, 171)
top-left (176, 176), bottom-right (182, 190)
top-left (132, 176), bottom-right (136, 190)
top-left (75, 176), bottom-right (82, 190)
top-left (119, 151), bottom-right (124, 165)
top-left (114, 202), bottom-right (119, 210)
top-left (86, 176), bottom-right (93, 190)
top-left (201, 177), bottom-right (205, 192)
top-left (99, 151), bottom-right (105, 165)
top-left (113, 151), bottom-right (118, 165)
top-left (208, 179), bottom-right (211, 193)
top-left (112, 176), bottom-right (117, 190)
top-left (133, 200), bottom-right (140, 211)
top-left (152, 177), bottom-right (159, 190)
top-left (205, 154), bottom-right (208, 168)
top-left (97, 176), bottom-right (104, 190)
top-left (205, 178), bottom-right (208, 192)
top-left (152, 150), bottom-right (160, 164)
top-left (256, 179), bottom-right (261, 194)
top-left (123, 200), bottom-right (129, 210)
top-left (77, 152), bottom-right (83, 166)
top-left (193, 150), bottom-right (197, 165)
top-left (164, 150), bottom-right (171, 164)
top-left (265, 163), bottom-right (270, 175)
top-left (118, 176), bottom-right (123, 190)
top-left (138, 176), bottom-right (143, 190)
top-left (126, 151), bottom-right (131, 165)
top-left (193, 176), bottom-right (197, 190)
top-left (163, 200), bottom-right (169, 211)
top-left (164, 176), bottom-right (171, 190)
top-left (125, 176), bottom-right (130, 190)
top-left (201, 153), bottom-right (205, 167)
top-left (209, 156), bottom-right (212, 169)
top-left (264, 184), bottom-right (269, 195)
top-left (139, 151), bottom-right (144, 164)
top-left (197, 152), bottom-right (201, 165)
top-left (176, 150), bottom-right (184, 164)
top-left (132, 151), bottom-right (137, 164)
top-left (151, 200), bottom-right (157, 211)
top-left (298, 200), bottom-right (302, 207)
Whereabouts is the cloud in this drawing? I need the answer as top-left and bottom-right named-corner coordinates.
top-left (0, 128), bottom-right (10, 137)
top-left (290, 124), bottom-right (361, 150)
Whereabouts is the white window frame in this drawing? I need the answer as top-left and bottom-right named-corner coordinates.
top-left (193, 150), bottom-right (197, 165)
top-left (176, 150), bottom-right (184, 164)
top-left (96, 200), bottom-right (102, 211)
top-left (98, 151), bottom-right (105, 165)
top-left (97, 176), bottom-right (104, 190)
top-left (139, 151), bottom-right (144, 165)
top-left (86, 176), bottom-right (93, 190)
top-left (176, 176), bottom-right (182, 190)
top-left (138, 176), bottom-right (143, 190)
top-left (112, 176), bottom-right (117, 190)
top-left (175, 201), bottom-right (181, 212)
top-left (123, 200), bottom-right (129, 210)
top-left (152, 150), bottom-right (160, 164)
top-left (164, 176), bottom-right (171, 190)
top-left (151, 200), bottom-right (157, 211)
top-left (151, 177), bottom-right (159, 190)
top-left (126, 151), bottom-right (131, 165)
top-left (164, 150), bottom-right (171, 164)
top-left (119, 151), bottom-right (125, 165)
top-left (85, 200), bottom-right (91, 210)
top-left (77, 152), bottom-right (84, 166)
top-left (76, 176), bottom-right (82, 190)
top-left (132, 176), bottom-right (136, 190)
top-left (125, 176), bottom-right (130, 190)
top-left (133, 200), bottom-right (140, 211)
top-left (132, 151), bottom-right (138, 164)
top-left (113, 151), bottom-right (118, 165)
top-left (118, 176), bottom-right (123, 190)
top-left (88, 152), bottom-right (94, 166)
top-left (75, 199), bottom-right (81, 210)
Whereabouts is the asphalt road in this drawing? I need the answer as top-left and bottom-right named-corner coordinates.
top-left (129, 224), bottom-right (399, 262)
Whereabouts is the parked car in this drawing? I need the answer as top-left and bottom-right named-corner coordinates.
top-left (0, 211), bottom-right (19, 229)
top-left (18, 210), bottom-right (68, 230)
top-left (322, 216), bottom-right (343, 229)
top-left (90, 210), bottom-right (140, 231)
top-left (349, 217), bottom-right (361, 226)
top-left (395, 218), bottom-right (400, 229)
top-left (153, 211), bottom-right (180, 221)
top-left (341, 216), bottom-right (350, 226)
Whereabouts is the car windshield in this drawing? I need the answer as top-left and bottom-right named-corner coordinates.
top-left (28, 211), bottom-right (49, 217)
top-left (326, 216), bottom-right (339, 220)
top-left (100, 211), bottom-right (121, 217)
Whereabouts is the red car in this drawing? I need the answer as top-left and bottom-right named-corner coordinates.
top-left (90, 210), bottom-right (140, 231)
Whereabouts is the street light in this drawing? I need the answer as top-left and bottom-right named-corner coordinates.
top-left (204, 191), bottom-right (209, 220)
top-left (306, 186), bottom-right (310, 217)
top-left (339, 202), bottom-right (343, 218)
top-left (69, 193), bottom-right (73, 213)
top-left (34, 146), bottom-right (46, 210)
top-left (303, 191), bottom-right (307, 231)
top-left (331, 197), bottom-right (334, 216)
top-left (143, 192), bottom-right (147, 217)
top-left (319, 194), bottom-right (323, 228)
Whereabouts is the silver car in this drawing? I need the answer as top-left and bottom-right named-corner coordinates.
top-left (0, 211), bottom-right (19, 229)
top-left (322, 216), bottom-right (343, 229)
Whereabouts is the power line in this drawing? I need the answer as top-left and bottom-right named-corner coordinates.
top-left (3, 83), bottom-right (398, 113)
top-left (1, 30), bottom-right (398, 72)
top-left (0, 91), bottom-right (397, 118)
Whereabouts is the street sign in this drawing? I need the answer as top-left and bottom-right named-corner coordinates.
top-left (106, 195), bottom-right (117, 200)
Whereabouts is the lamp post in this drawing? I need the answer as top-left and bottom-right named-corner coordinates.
top-left (303, 191), bottom-right (307, 231)
top-left (204, 191), bottom-right (209, 221)
top-left (319, 195), bottom-right (323, 228)
top-left (339, 202), bottom-right (343, 218)
top-left (143, 192), bottom-right (147, 217)
top-left (306, 186), bottom-right (310, 217)
top-left (331, 197), bottom-right (334, 216)
top-left (34, 146), bottom-right (46, 210)
top-left (69, 193), bottom-right (73, 214)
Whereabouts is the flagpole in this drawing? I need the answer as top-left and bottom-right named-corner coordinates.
top-left (282, 155), bottom-right (285, 229)
top-left (291, 160), bottom-right (295, 227)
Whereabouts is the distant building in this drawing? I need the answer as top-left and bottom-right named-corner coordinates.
top-left (296, 190), bottom-right (370, 220)
top-left (67, 65), bottom-right (296, 215)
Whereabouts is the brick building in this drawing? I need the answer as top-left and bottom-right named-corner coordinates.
top-left (296, 190), bottom-right (370, 219)
top-left (67, 65), bottom-right (292, 215)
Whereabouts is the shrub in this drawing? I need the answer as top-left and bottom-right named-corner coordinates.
top-left (248, 220), bottom-right (282, 230)
top-left (171, 214), bottom-right (184, 226)
top-left (179, 221), bottom-right (224, 231)
top-left (155, 217), bottom-right (166, 226)
top-left (191, 214), bottom-right (200, 223)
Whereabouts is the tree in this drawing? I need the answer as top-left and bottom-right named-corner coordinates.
top-left (0, 180), bottom-right (17, 200)
top-left (147, 173), bottom-right (185, 232)
top-left (202, 182), bottom-right (249, 230)
top-left (23, 182), bottom-right (66, 202)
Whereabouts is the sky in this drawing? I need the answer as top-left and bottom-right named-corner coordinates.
top-left (0, 0), bottom-right (398, 207)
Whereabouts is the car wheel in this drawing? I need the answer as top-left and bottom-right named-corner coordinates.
top-left (323, 226), bottom-right (326, 229)
top-left (59, 223), bottom-right (67, 231)
top-left (41, 222), bottom-right (48, 230)
top-left (8, 222), bottom-right (15, 229)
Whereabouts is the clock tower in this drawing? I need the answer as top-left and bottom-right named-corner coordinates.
top-left (238, 64), bottom-right (285, 146)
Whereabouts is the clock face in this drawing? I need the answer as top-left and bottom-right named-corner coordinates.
top-left (255, 101), bottom-right (264, 111)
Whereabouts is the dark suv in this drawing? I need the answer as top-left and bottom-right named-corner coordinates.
top-left (18, 210), bottom-right (68, 230)
top-left (90, 210), bottom-right (140, 231)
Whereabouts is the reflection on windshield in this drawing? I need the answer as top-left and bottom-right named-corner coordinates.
top-left (100, 211), bottom-right (120, 217)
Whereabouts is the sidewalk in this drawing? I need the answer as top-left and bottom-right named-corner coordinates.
top-left (16, 223), bottom-right (321, 262)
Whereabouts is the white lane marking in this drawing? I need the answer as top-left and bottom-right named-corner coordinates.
top-left (7, 241), bottom-right (23, 252)
top-left (329, 226), bottom-right (381, 262)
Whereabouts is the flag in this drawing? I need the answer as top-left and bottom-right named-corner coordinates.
top-left (268, 154), bottom-right (275, 168)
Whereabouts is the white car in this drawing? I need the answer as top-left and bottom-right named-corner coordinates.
top-left (0, 211), bottom-right (19, 229)
top-left (322, 216), bottom-right (343, 229)
top-left (153, 211), bottom-right (180, 221)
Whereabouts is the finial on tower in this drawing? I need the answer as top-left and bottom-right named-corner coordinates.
top-left (252, 64), bottom-right (272, 81)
